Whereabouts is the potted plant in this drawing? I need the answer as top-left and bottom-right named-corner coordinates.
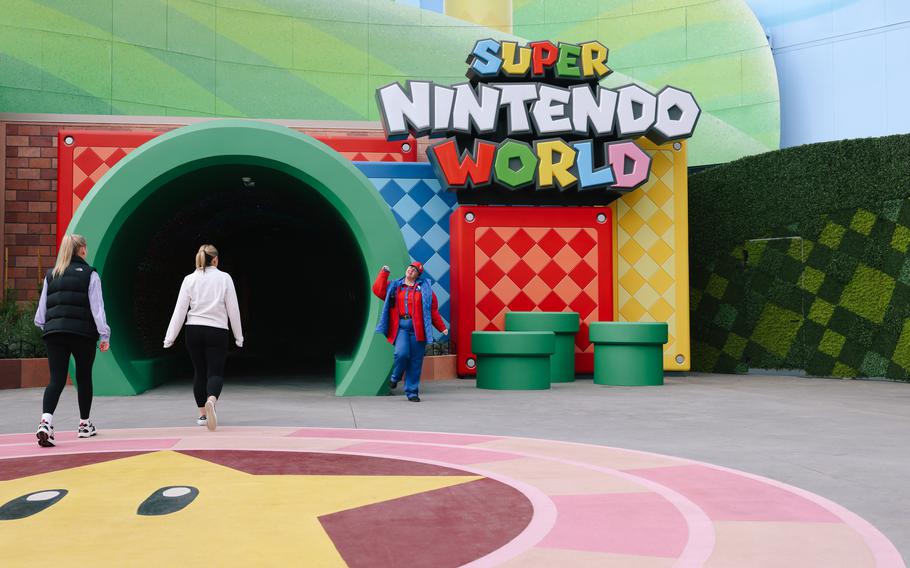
top-left (421, 339), bottom-right (457, 381)
top-left (0, 290), bottom-right (49, 389)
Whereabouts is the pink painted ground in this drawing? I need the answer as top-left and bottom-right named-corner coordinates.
top-left (0, 427), bottom-right (902, 568)
top-left (288, 427), bottom-right (501, 445)
top-left (0, 437), bottom-right (178, 457)
top-left (628, 464), bottom-right (842, 522)
top-left (539, 493), bottom-right (689, 557)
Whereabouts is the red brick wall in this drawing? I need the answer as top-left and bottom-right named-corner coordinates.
top-left (3, 121), bottom-right (180, 303)
top-left (4, 123), bottom-right (62, 302)
top-left (2, 119), bottom-right (423, 304)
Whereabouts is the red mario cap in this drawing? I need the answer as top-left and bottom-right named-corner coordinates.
top-left (408, 261), bottom-right (424, 275)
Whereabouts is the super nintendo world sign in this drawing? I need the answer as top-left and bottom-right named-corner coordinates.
top-left (376, 40), bottom-right (700, 194)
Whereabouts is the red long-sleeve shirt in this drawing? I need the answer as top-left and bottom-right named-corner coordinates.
top-left (372, 268), bottom-right (446, 343)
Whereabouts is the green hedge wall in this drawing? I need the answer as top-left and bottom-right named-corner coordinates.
top-left (1, 290), bottom-right (46, 359)
top-left (689, 134), bottom-right (910, 381)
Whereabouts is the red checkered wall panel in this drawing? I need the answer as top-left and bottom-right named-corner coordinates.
top-left (57, 131), bottom-right (158, 246)
top-left (451, 206), bottom-right (613, 375)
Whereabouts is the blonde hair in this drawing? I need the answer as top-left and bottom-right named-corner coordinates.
top-left (52, 234), bottom-right (87, 278)
top-left (195, 244), bottom-right (218, 271)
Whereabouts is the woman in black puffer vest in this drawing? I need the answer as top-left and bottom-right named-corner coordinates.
top-left (33, 234), bottom-right (110, 447)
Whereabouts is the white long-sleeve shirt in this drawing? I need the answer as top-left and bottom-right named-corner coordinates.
top-left (164, 267), bottom-right (243, 348)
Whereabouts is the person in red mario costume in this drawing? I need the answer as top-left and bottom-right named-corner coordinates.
top-left (373, 262), bottom-right (448, 402)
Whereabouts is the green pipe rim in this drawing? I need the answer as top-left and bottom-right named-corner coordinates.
top-left (588, 321), bottom-right (669, 344)
top-left (471, 331), bottom-right (556, 355)
top-left (505, 311), bottom-right (581, 333)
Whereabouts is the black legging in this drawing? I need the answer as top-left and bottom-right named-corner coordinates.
top-left (43, 333), bottom-right (97, 419)
top-left (185, 325), bottom-right (229, 407)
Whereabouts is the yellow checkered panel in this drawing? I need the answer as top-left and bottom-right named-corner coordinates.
top-left (613, 141), bottom-right (691, 371)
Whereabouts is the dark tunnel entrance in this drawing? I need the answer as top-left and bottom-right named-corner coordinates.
top-left (122, 164), bottom-right (367, 384)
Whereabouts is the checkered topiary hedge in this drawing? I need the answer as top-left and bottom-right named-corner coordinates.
top-left (689, 134), bottom-right (910, 380)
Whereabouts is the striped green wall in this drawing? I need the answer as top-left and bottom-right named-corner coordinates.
top-left (0, 0), bottom-right (779, 165)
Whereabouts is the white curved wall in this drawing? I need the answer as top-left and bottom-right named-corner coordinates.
top-left (746, 0), bottom-right (910, 147)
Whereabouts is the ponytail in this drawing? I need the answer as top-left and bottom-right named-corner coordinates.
top-left (52, 234), bottom-right (87, 278)
top-left (195, 244), bottom-right (219, 271)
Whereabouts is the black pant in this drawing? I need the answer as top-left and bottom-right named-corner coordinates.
top-left (43, 333), bottom-right (97, 419)
top-left (185, 325), bottom-right (229, 407)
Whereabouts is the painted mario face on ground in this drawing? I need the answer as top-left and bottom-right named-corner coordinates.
top-left (0, 450), bottom-right (531, 567)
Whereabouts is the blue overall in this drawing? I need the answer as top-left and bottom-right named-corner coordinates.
top-left (392, 318), bottom-right (424, 398)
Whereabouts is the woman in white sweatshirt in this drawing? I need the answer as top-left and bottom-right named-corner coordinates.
top-left (164, 244), bottom-right (243, 431)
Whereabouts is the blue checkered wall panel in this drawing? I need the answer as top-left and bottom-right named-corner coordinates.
top-left (356, 162), bottom-right (457, 328)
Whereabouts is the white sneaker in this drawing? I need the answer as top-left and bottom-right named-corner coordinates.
top-left (77, 420), bottom-right (97, 438)
top-left (36, 420), bottom-right (55, 447)
top-left (204, 398), bottom-right (217, 431)
top-left (196, 415), bottom-right (207, 426)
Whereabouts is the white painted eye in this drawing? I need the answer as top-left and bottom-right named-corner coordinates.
top-left (137, 486), bottom-right (199, 516)
top-left (162, 487), bottom-right (192, 498)
top-left (0, 489), bottom-right (68, 520)
top-left (26, 491), bottom-right (61, 502)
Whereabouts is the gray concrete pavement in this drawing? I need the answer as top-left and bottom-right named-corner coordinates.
top-left (1, 372), bottom-right (907, 562)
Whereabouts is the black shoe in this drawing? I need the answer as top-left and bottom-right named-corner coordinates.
top-left (408, 396), bottom-right (421, 402)
top-left (389, 380), bottom-right (399, 390)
